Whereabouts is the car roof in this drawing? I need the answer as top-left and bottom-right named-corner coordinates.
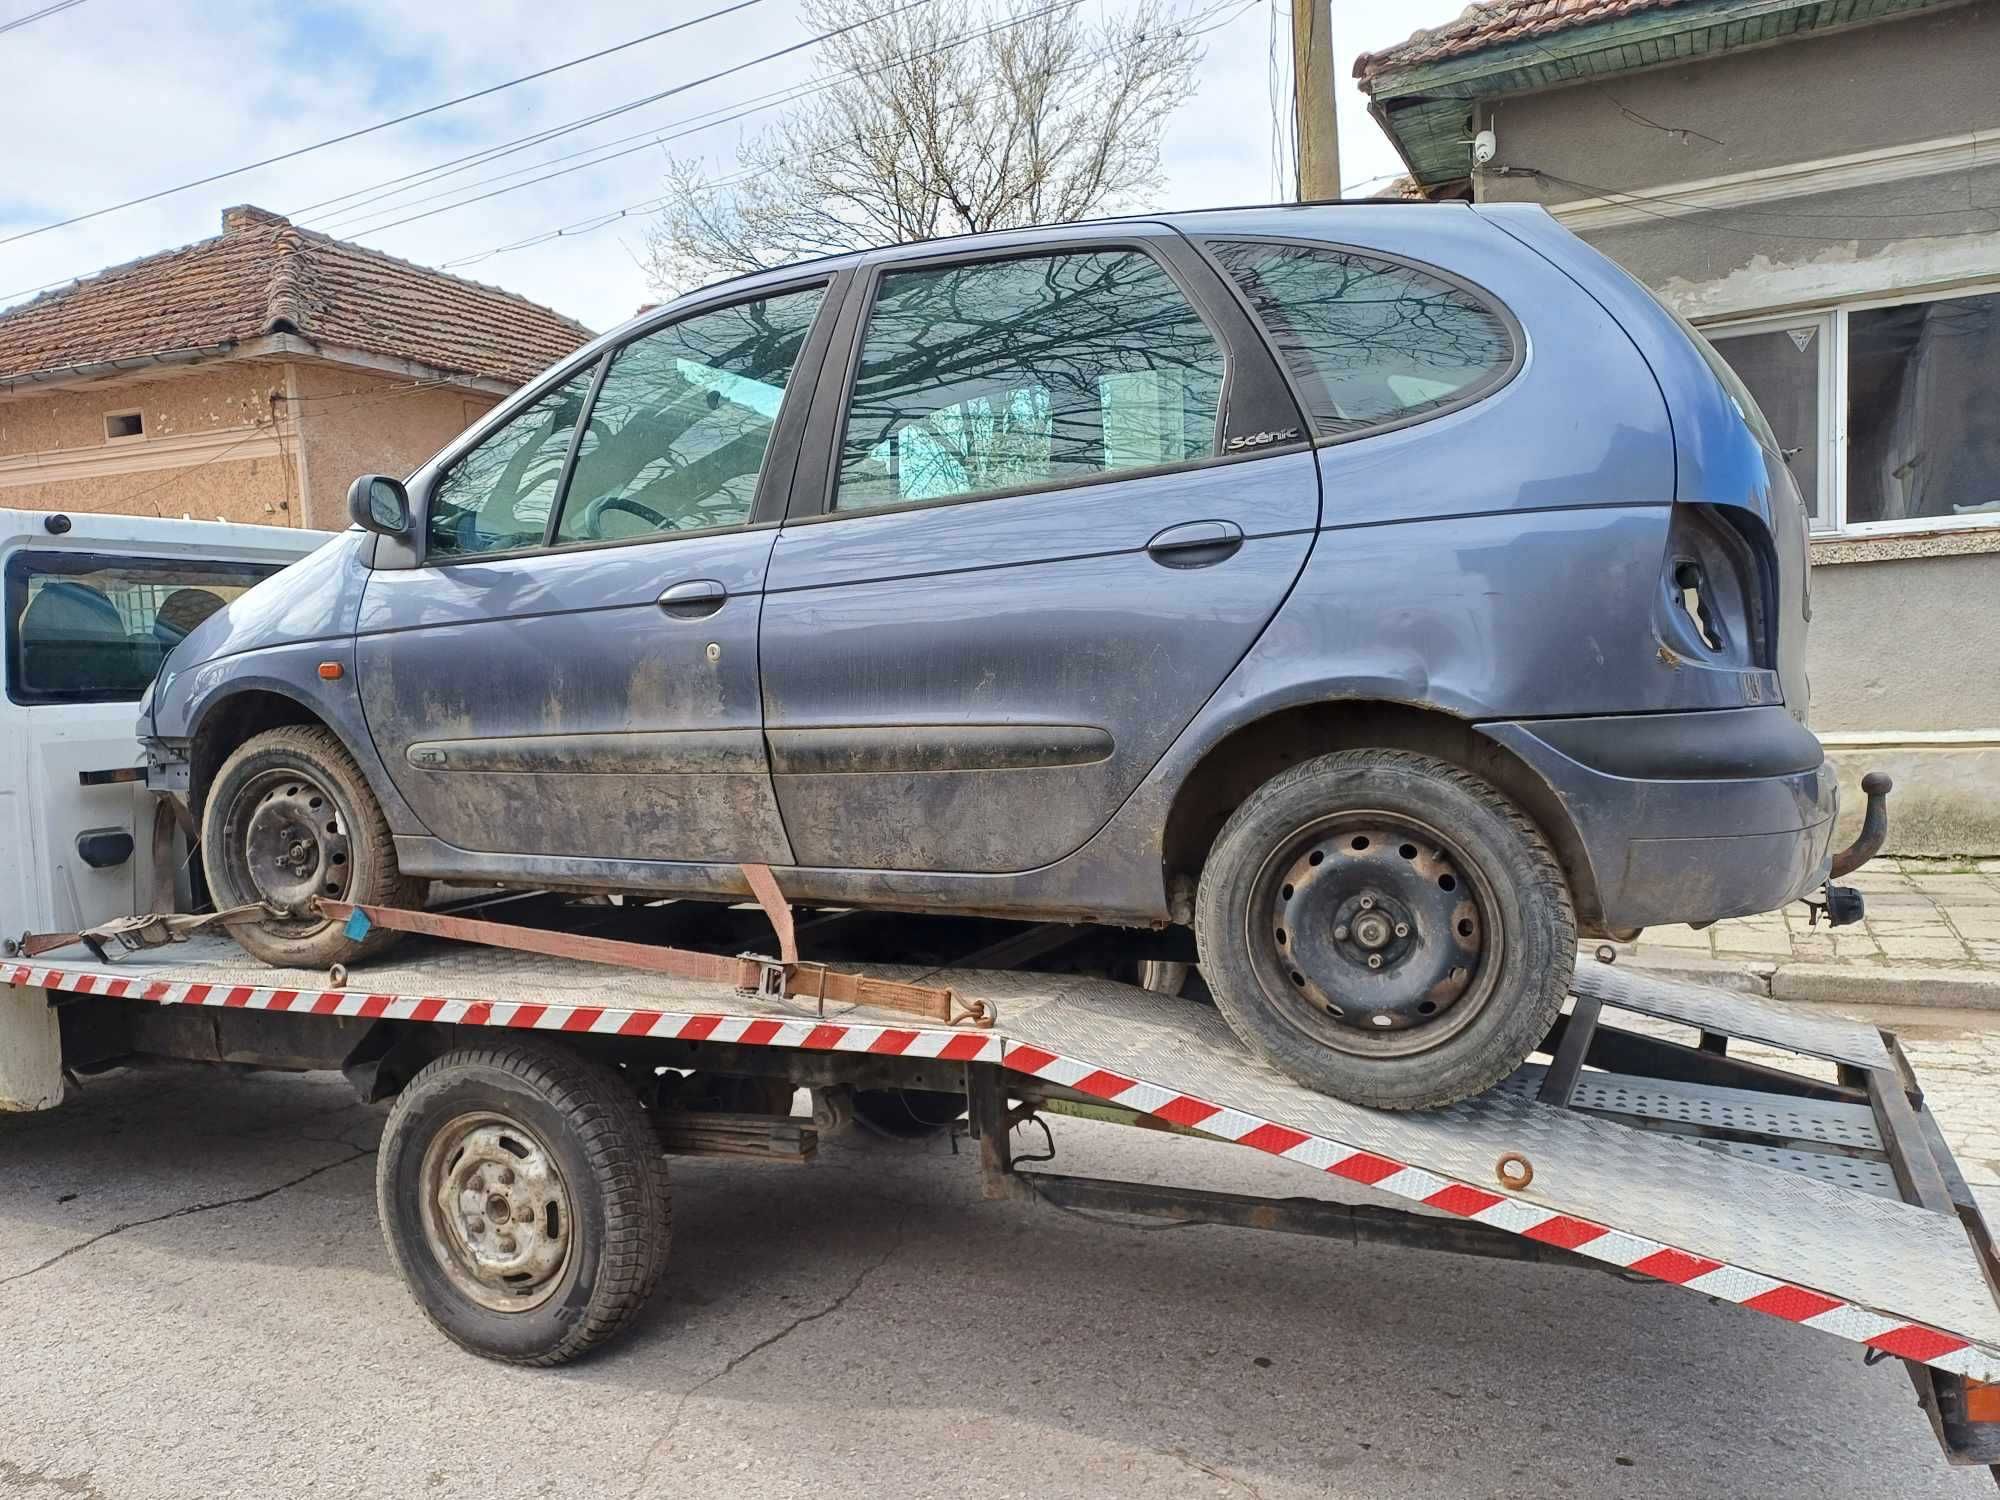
top-left (610, 199), bottom-right (1480, 345)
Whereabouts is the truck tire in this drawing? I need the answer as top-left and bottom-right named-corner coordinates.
top-left (201, 725), bottom-right (420, 968)
top-left (376, 1041), bottom-right (672, 1366)
top-left (1194, 749), bottom-right (1573, 1110)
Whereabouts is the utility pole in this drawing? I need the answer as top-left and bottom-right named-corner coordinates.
top-left (1291, 0), bottom-right (1340, 200)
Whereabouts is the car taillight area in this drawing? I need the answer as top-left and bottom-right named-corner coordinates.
top-left (1657, 502), bottom-right (1776, 674)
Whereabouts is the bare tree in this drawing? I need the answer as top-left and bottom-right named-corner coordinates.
top-left (644, 0), bottom-right (1203, 293)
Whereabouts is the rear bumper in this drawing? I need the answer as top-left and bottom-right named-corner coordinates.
top-left (1479, 708), bottom-right (1838, 930)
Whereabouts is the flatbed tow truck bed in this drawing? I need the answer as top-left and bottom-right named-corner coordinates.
top-left (7, 914), bottom-right (2000, 1476)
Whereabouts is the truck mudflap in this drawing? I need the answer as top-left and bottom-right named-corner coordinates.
top-left (8, 939), bottom-right (2000, 1467)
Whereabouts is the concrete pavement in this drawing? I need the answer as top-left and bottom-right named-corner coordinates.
top-left (1615, 864), bottom-right (2000, 1006)
top-left (1, 1060), bottom-right (1995, 1499)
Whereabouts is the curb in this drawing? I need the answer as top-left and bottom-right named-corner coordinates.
top-left (1770, 965), bottom-right (2000, 1011)
top-left (1606, 949), bottom-right (2000, 1010)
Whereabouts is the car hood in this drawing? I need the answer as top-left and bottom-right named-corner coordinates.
top-left (144, 530), bottom-right (370, 739)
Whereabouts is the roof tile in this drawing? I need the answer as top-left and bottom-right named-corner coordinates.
top-left (0, 206), bottom-right (593, 386)
top-left (1355, 0), bottom-right (1690, 80)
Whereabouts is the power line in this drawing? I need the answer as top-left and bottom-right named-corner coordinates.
top-left (323, 0), bottom-right (1118, 241)
top-left (0, 0), bottom-right (85, 37)
top-left (332, 0), bottom-right (1080, 243)
top-left (1520, 168), bottom-right (2000, 242)
top-left (0, 0), bottom-right (764, 249)
top-left (411, 0), bottom-right (1257, 271)
top-left (289, 0), bottom-right (952, 231)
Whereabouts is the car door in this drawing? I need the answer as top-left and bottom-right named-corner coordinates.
top-left (355, 276), bottom-right (838, 864)
top-left (759, 227), bottom-right (1320, 873)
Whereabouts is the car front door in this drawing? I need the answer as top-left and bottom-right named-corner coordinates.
top-left (356, 278), bottom-right (837, 865)
top-left (759, 229), bottom-right (1320, 874)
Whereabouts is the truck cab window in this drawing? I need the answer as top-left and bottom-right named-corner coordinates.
top-left (3, 552), bottom-right (276, 705)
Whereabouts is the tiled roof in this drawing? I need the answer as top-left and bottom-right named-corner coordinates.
top-left (1355, 0), bottom-right (1689, 79)
top-left (0, 205), bottom-right (593, 386)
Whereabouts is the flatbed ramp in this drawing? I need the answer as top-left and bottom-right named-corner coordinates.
top-left (10, 935), bottom-right (2000, 1399)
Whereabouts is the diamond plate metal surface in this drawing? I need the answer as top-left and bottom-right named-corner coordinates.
top-left (1545, 1070), bottom-right (1883, 1152)
top-left (1573, 961), bottom-right (1891, 1068)
top-left (41, 937), bottom-right (2000, 1345)
top-left (1699, 1142), bottom-right (1903, 1201)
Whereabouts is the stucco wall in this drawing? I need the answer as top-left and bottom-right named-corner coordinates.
top-left (290, 362), bottom-right (497, 531)
top-left (0, 362), bottom-right (299, 525)
top-left (1475, 2), bottom-right (2000, 204)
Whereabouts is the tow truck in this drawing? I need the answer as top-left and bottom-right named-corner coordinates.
top-left (7, 763), bottom-right (2000, 1480)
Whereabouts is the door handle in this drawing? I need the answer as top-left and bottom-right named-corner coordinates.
top-left (1145, 519), bottom-right (1243, 568)
top-left (657, 578), bottom-right (727, 619)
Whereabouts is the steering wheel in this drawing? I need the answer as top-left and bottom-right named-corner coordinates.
top-left (578, 491), bottom-right (670, 538)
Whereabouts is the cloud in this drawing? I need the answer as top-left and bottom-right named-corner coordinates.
top-left (0, 0), bottom-right (1459, 332)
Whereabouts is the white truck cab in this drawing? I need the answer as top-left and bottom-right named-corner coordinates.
top-left (1, 508), bottom-right (327, 948)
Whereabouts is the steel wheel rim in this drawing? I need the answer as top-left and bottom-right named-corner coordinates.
top-left (1243, 810), bottom-right (1503, 1059)
top-left (223, 767), bottom-right (352, 927)
top-left (419, 1110), bottom-right (576, 1313)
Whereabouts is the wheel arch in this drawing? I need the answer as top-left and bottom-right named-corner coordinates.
top-left (1160, 698), bottom-right (1610, 935)
top-left (188, 686), bottom-right (335, 819)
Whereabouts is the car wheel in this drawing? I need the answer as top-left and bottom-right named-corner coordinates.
top-left (377, 1041), bottom-right (672, 1365)
top-left (201, 724), bottom-right (421, 968)
top-left (1194, 749), bottom-right (1573, 1110)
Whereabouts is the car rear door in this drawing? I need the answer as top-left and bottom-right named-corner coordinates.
top-left (355, 275), bottom-right (839, 864)
top-left (758, 226), bottom-right (1320, 874)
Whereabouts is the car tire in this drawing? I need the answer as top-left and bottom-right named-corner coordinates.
top-left (1194, 749), bottom-right (1573, 1110)
top-left (376, 1041), bottom-right (672, 1366)
top-left (200, 724), bottom-right (421, 968)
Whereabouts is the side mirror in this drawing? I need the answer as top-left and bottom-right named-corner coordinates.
top-left (347, 474), bottom-right (411, 537)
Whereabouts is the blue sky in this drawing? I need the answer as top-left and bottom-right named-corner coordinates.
top-left (0, 0), bottom-right (1465, 331)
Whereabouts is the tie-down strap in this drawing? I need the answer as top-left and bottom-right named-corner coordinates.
top-left (315, 894), bottom-right (990, 1028)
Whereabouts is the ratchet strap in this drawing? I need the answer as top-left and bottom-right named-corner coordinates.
top-left (315, 898), bottom-right (989, 1028)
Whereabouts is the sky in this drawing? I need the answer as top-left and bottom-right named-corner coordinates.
top-left (0, 0), bottom-right (1469, 333)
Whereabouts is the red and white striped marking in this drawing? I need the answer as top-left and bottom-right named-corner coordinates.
top-left (8, 959), bottom-right (1996, 1382)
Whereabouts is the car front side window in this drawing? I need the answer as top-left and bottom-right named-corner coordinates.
top-left (833, 249), bottom-right (1226, 512)
top-left (553, 285), bottom-right (827, 545)
top-left (425, 370), bottom-right (597, 560)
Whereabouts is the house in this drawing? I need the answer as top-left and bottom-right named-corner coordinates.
top-left (1357, 0), bottom-right (2000, 857)
top-left (0, 205), bottom-right (592, 532)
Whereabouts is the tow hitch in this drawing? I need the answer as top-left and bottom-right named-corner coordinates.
top-left (1809, 770), bottom-right (1893, 928)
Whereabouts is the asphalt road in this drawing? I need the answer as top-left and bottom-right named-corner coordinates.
top-left (0, 1064), bottom-right (1990, 1499)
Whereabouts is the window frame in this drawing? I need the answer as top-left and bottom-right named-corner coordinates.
top-left (102, 409), bottom-right (146, 443)
top-left (1701, 309), bottom-right (1839, 534)
top-left (1193, 233), bottom-right (1527, 449)
top-left (411, 272), bottom-right (844, 568)
top-left (3, 548), bottom-right (278, 707)
top-left (1701, 279), bottom-right (2000, 541)
top-left (784, 230), bottom-right (1305, 526)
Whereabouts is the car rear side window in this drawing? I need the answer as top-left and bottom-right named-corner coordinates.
top-left (834, 249), bottom-right (1225, 511)
top-left (1209, 240), bottom-right (1516, 440)
top-left (553, 285), bottom-right (825, 545)
top-left (4, 551), bottom-right (277, 705)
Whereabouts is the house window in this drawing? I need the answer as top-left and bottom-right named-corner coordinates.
top-left (104, 410), bottom-right (144, 441)
top-left (1705, 285), bottom-right (2000, 537)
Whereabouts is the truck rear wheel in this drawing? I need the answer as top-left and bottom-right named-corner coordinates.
top-left (377, 1041), bottom-right (672, 1366)
top-left (201, 725), bottom-right (418, 968)
top-left (1194, 749), bottom-right (1573, 1110)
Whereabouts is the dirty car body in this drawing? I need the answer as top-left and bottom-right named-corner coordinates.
top-left (141, 202), bottom-right (1834, 1107)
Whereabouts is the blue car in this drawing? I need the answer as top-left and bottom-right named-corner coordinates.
top-left (140, 203), bottom-right (1831, 1109)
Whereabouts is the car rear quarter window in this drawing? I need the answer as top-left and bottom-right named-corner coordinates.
top-left (3, 551), bottom-right (277, 705)
top-left (1209, 240), bottom-right (1517, 440)
top-left (834, 249), bottom-right (1225, 511)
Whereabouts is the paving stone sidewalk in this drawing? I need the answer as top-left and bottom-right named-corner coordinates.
top-left (1613, 861), bottom-right (2000, 1004)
